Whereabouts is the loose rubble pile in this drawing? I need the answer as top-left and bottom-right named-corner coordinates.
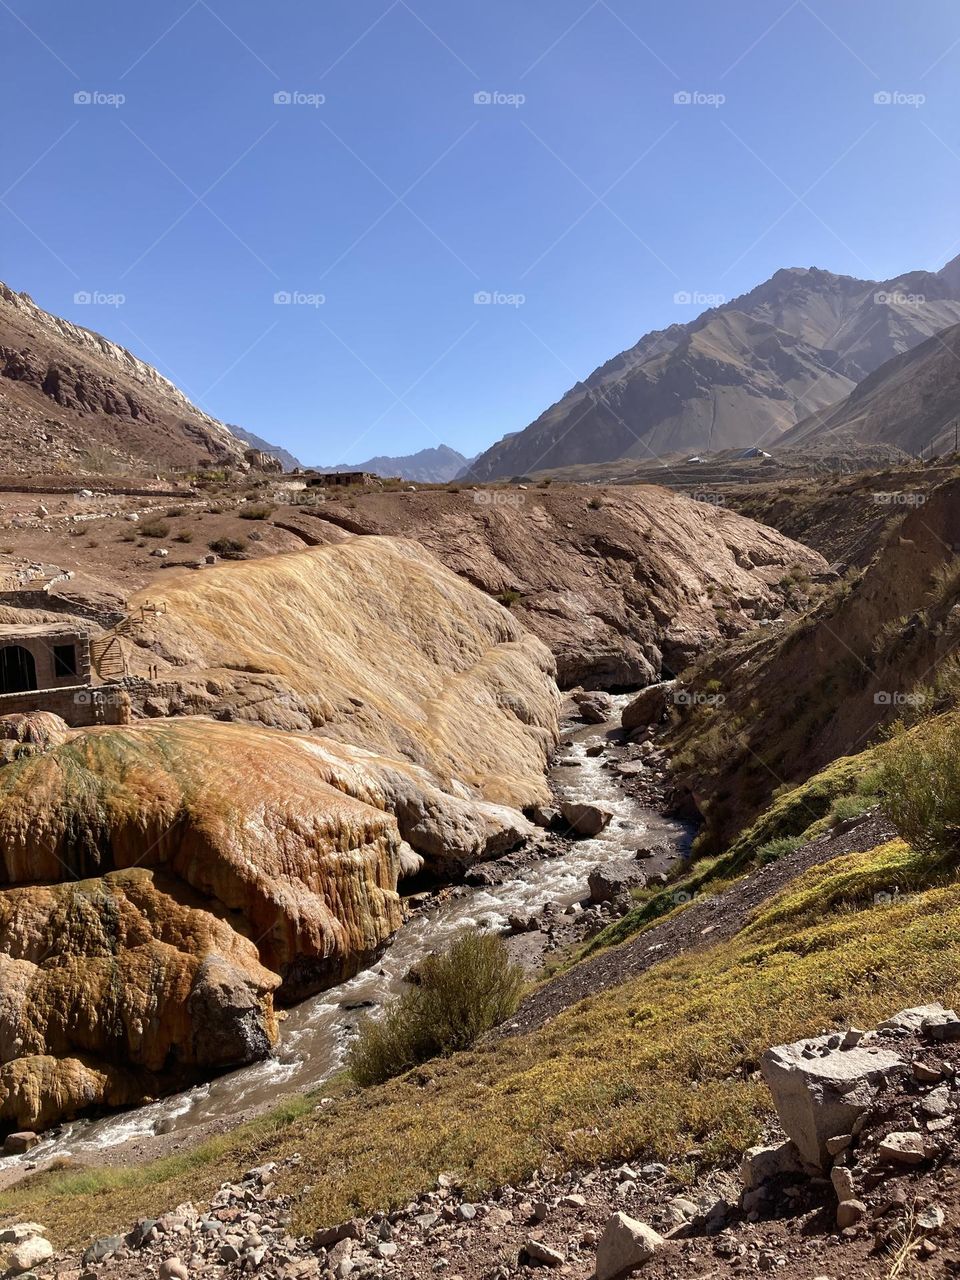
top-left (8, 1003), bottom-right (960, 1279)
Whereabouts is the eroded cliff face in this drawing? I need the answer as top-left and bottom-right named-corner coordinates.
top-left (0, 541), bottom-right (560, 1131)
top-left (125, 537), bottom-right (560, 807)
top-left (279, 488), bottom-right (829, 687)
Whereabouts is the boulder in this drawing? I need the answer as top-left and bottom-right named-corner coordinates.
top-left (596, 1212), bottom-right (663, 1280)
top-left (6, 1234), bottom-right (53, 1275)
top-left (588, 860), bottom-right (648, 905)
top-left (573, 692), bottom-right (614, 724)
top-left (836, 1199), bottom-right (866, 1228)
top-left (761, 1034), bottom-right (906, 1167)
top-left (528, 805), bottom-right (559, 830)
top-left (879, 1004), bottom-right (958, 1034)
top-left (878, 1131), bottom-right (927, 1165)
top-left (559, 802), bottom-right (612, 838)
top-left (740, 1140), bottom-right (804, 1190)
top-left (622, 682), bottom-right (676, 731)
top-left (2, 1131), bottom-right (39, 1155)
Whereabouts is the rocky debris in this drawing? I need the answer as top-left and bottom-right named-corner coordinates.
top-left (622, 681), bottom-right (676, 732)
top-left (559, 801), bottom-right (613, 838)
top-left (761, 1031), bottom-right (907, 1166)
top-left (740, 1141), bottom-right (804, 1191)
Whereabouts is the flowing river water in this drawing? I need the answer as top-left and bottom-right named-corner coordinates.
top-left (5, 695), bottom-right (690, 1170)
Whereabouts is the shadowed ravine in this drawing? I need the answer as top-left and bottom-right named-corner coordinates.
top-left (3, 695), bottom-right (689, 1171)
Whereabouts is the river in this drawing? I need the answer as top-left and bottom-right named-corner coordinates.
top-left (3, 694), bottom-right (689, 1169)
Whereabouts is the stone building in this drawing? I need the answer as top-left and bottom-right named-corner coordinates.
top-left (0, 623), bottom-right (91, 695)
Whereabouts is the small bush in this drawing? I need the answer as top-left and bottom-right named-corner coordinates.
top-left (496, 590), bottom-right (522, 608)
top-left (755, 836), bottom-right (803, 865)
top-left (880, 717), bottom-right (960, 857)
top-left (348, 931), bottom-right (524, 1086)
top-left (119, 531), bottom-right (136, 543)
top-left (165, 506), bottom-right (186, 517)
top-left (587, 496), bottom-right (603, 510)
top-left (829, 794), bottom-right (876, 825)
top-left (208, 536), bottom-right (248, 558)
top-left (239, 504), bottom-right (275, 521)
top-left (174, 530), bottom-right (194, 543)
top-left (141, 521), bottom-right (170, 539)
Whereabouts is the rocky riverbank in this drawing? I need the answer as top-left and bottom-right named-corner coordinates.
top-left (12, 1003), bottom-right (960, 1279)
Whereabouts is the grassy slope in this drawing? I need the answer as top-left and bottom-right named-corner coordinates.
top-left (4, 821), bottom-right (959, 1249)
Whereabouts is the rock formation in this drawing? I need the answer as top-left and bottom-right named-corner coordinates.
top-left (0, 540), bottom-right (560, 1131)
top-left (289, 487), bottom-right (827, 687)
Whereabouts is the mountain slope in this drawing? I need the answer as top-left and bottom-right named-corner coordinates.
top-left (229, 425), bottom-right (302, 471)
top-left (317, 444), bottom-right (472, 483)
top-left (0, 282), bottom-right (250, 476)
top-left (781, 319), bottom-right (960, 455)
top-left (465, 260), bottom-right (960, 480)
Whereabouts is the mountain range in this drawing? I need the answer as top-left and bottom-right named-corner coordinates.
top-left (462, 259), bottom-right (960, 480)
top-left (314, 444), bottom-right (473, 483)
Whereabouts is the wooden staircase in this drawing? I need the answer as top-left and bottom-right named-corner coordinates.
top-left (89, 600), bottom-right (166, 682)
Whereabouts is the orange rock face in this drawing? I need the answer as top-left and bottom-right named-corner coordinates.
top-left (0, 540), bottom-right (560, 1130)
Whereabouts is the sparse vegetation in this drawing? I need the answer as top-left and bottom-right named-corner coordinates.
top-left (879, 713), bottom-right (960, 858)
top-left (208, 536), bottom-right (248, 558)
top-left (174, 530), bottom-right (194, 543)
top-left (495, 589), bottom-right (522, 608)
top-left (238, 504), bottom-right (275, 521)
top-left (348, 931), bottom-right (524, 1087)
top-left (141, 520), bottom-right (170, 539)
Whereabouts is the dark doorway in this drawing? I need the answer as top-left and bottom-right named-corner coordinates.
top-left (0, 645), bottom-right (37, 695)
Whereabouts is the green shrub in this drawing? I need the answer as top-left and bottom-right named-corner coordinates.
top-left (496, 590), bottom-right (522, 608)
top-left (141, 520), bottom-right (170, 539)
top-left (349, 931), bottom-right (524, 1086)
top-left (880, 717), bottom-right (960, 857)
top-left (829, 794), bottom-right (876, 825)
top-left (755, 836), bottom-right (803, 865)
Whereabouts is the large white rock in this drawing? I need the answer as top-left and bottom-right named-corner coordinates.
top-left (761, 1034), bottom-right (906, 1168)
top-left (6, 1234), bottom-right (53, 1275)
top-left (596, 1212), bottom-right (664, 1280)
top-left (878, 1004), bottom-right (957, 1034)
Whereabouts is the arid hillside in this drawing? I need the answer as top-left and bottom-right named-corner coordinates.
top-left (466, 260), bottom-right (960, 480)
top-left (0, 283), bottom-right (251, 476)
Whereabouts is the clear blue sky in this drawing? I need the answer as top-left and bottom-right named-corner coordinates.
top-left (3, 2), bottom-right (959, 464)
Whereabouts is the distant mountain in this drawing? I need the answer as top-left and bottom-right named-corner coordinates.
top-left (316, 444), bottom-right (472, 484)
top-left (0, 281), bottom-right (250, 476)
top-left (464, 260), bottom-right (960, 480)
top-left (782, 319), bottom-right (960, 456)
top-left (229, 426), bottom-right (302, 472)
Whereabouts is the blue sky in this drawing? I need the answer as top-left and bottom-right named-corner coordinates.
top-left (2, 1), bottom-right (959, 464)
